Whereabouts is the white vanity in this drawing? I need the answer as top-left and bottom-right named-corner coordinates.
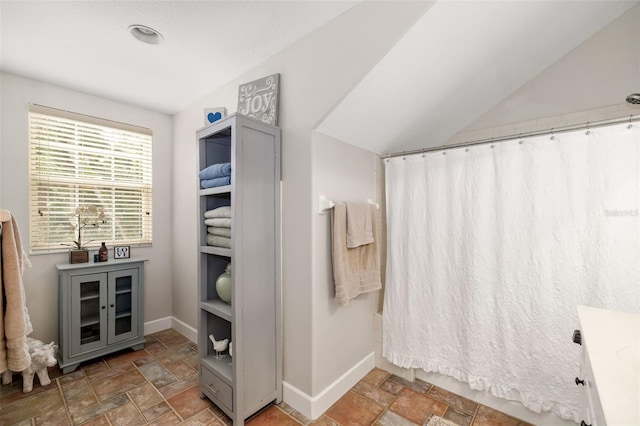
top-left (577, 305), bottom-right (640, 426)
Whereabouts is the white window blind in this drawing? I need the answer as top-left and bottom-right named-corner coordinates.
top-left (29, 104), bottom-right (153, 251)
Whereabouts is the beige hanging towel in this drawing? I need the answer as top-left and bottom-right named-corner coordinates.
top-left (0, 213), bottom-right (32, 373)
top-left (346, 202), bottom-right (374, 248)
top-left (331, 202), bottom-right (381, 305)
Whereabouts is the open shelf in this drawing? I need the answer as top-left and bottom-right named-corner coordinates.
top-left (200, 185), bottom-right (231, 196)
top-left (200, 246), bottom-right (231, 257)
top-left (202, 355), bottom-right (233, 385)
top-left (201, 299), bottom-right (232, 322)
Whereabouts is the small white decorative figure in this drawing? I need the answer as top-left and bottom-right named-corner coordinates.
top-left (1, 337), bottom-right (58, 393)
top-left (208, 334), bottom-right (228, 359)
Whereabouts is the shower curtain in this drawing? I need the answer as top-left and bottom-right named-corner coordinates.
top-left (382, 122), bottom-right (639, 421)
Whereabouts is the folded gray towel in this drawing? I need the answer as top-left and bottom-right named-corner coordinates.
top-left (204, 206), bottom-right (231, 219)
top-left (208, 227), bottom-right (232, 238)
top-left (204, 218), bottom-right (231, 227)
top-left (206, 234), bottom-right (231, 248)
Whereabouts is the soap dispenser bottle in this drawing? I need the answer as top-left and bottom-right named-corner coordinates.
top-left (99, 242), bottom-right (108, 262)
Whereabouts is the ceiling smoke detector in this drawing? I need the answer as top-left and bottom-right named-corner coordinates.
top-left (129, 25), bottom-right (164, 45)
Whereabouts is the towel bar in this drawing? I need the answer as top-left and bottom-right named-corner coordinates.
top-left (318, 195), bottom-right (379, 214)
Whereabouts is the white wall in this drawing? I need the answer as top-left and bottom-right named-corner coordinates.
top-left (170, 0), bottom-right (430, 413)
top-left (310, 132), bottom-right (378, 395)
top-left (0, 72), bottom-right (174, 344)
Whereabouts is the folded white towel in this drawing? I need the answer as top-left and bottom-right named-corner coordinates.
top-left (204, 218), bottom-right (231, 228)
top-left (208, 227), bottom-right (232, 238)
top-left (331, 202), bottom-right (381, 305)
top-left (346, 202), bottom-right (374, 248)
top-left (204, 206), bottom-right (231, 219)
top-left (206, 234), bottom-right (231, 248)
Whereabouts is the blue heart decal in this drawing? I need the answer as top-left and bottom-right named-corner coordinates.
top-left (207, 112), bottom-right (222, 123)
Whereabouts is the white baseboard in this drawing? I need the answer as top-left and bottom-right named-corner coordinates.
top-left (143, 316), bottom-right (197, 343)
top-left (144, 316), bottom-right (172, 335)
top-left (283, 352), bottom-right (375, 420)
top-left (171, 316), bottom-right (197, 343)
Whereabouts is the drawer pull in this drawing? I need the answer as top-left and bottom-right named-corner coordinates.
top-left (575, 377), bottom-right (585, 386)
top-left (580, 421), bottom-right (591, 426)
top-left (206, 384), bottom-right (218, 394)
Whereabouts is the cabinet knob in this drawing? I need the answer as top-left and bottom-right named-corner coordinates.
top-left (110, 304), bottom-right (115, 308)
top-left (575, 377), bottom-right (585, 386)
top-left (580, 421), bottom-right (591, 426)
top-left (572, 329), bottom-right (582, 345)
top-left (101, 306), bottom-right (106, 310)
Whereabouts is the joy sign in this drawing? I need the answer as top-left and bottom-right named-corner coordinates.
top-left (237, 74), bottom-right (280, 126)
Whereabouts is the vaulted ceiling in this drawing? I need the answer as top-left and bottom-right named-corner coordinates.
top-left (1, 1), bottom-right (637, 155)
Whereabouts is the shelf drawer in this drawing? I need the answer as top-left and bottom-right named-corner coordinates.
top-left (202, 365), bottom-right (233, 411)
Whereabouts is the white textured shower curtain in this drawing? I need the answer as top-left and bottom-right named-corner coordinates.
top-left (383, 122), bottom-right (639, 421)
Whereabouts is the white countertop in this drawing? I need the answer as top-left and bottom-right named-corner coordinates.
top-left (577, 305), bottom-right (640, 426)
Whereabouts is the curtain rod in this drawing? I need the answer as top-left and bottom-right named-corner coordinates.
top-left (380, 113), bottom-right (639, 159)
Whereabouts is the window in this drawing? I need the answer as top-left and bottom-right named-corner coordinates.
top-left (29, 104), bottom-right (152, 251)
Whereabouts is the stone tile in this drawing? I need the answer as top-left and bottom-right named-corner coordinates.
top-left (352, 380), bottom-right (396, 407)
top-left (218, 412), bottom-right (233, 425)
top-left (58, 369), bottom-right (86, 385)
top-left (472, 405), bottom-right (532, 426)
top-left (78, 415), bottom-right (110, 426)
top-left (325, 391), bottom-right (384, 426)
top-left (289, 407), bottom-right (311, 425)
top-left (81, 360), bottom-right (110, 376)
top-left (180, 407), bottom-right (217, 425)
top-left (362, 368), bottom-right (391, 386)
top-left (133, 355), bottom-right (156, 367)
top-left (276, 400), bottom-right (295, 414)
top-left (34, 405), bottom-right (71, 425)
top-left (147, 411), bottom-right (182, 425)
top-left (155, 344), bottom-right (197, 365)
top-left (427, 386), bottom-right (477, 415)
top-left (246, 405), bottom-right (300, 425)
top-left (106, 401), bottom-right (146, 425)
top-left (105, 348), bottom-right (150, 368)
top-left (308, 414), bottom-right (341, 426)
top-left (90, 369), bottom-right (146, 401)
top-left (142, 401), bottom-right (174, 422)
top-left (153, 329), bottom-right (190, 346)
top-left (380, 379), bottom-right (405, 395)
top-left (442, 408), bottom-right (473, 426)
top-left (70, 392), bottom-right (129, 424)
top-left (162, 359), bottom-right (197, 380)
top-left (11, 419), bottom-right (33, 426)
top-left (86, 364), bottom-right (134, 382)
top-left (183, 354), bottom-right (199, 369)
top-left (374, 410), bottom-right (419, 426)
top-left (159, 375), bottom-right (199, 399)
top-left (61, 377), bottom-right (98, 416)
top-left (388, 375), bottom-right (431, 394)
top-left (166, 386), bottom-right (212, 420)
top-left (388, 388), bottom-right (446, 425)
top-left (128, 382), bottom-right (163, 411)
top-left (0, 387), bottom-right (63, 425)
top-left (145, 338), bottom-right (170, 356)
top-left (137, 360), bottom-right (178, 389)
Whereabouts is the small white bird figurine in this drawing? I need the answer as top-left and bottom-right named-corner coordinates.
top-left (209, 334), bottom-right (229, 359)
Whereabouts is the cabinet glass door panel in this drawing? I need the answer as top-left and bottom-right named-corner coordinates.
top-left (108, 269), bottom-right (139, 344)
top-left (71, 274), bottom-right (107, 355)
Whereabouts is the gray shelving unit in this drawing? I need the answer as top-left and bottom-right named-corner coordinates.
top-left (56, 258), bottom-right (146, 374)
top-left (197, 114), bottom-right (282, 425)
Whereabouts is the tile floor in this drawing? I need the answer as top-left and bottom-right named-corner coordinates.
top-left (0, 329), bottom-right (532, 426)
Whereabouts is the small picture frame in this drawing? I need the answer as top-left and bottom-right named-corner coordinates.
top-left (114, 245), bottom-right (131, 259)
